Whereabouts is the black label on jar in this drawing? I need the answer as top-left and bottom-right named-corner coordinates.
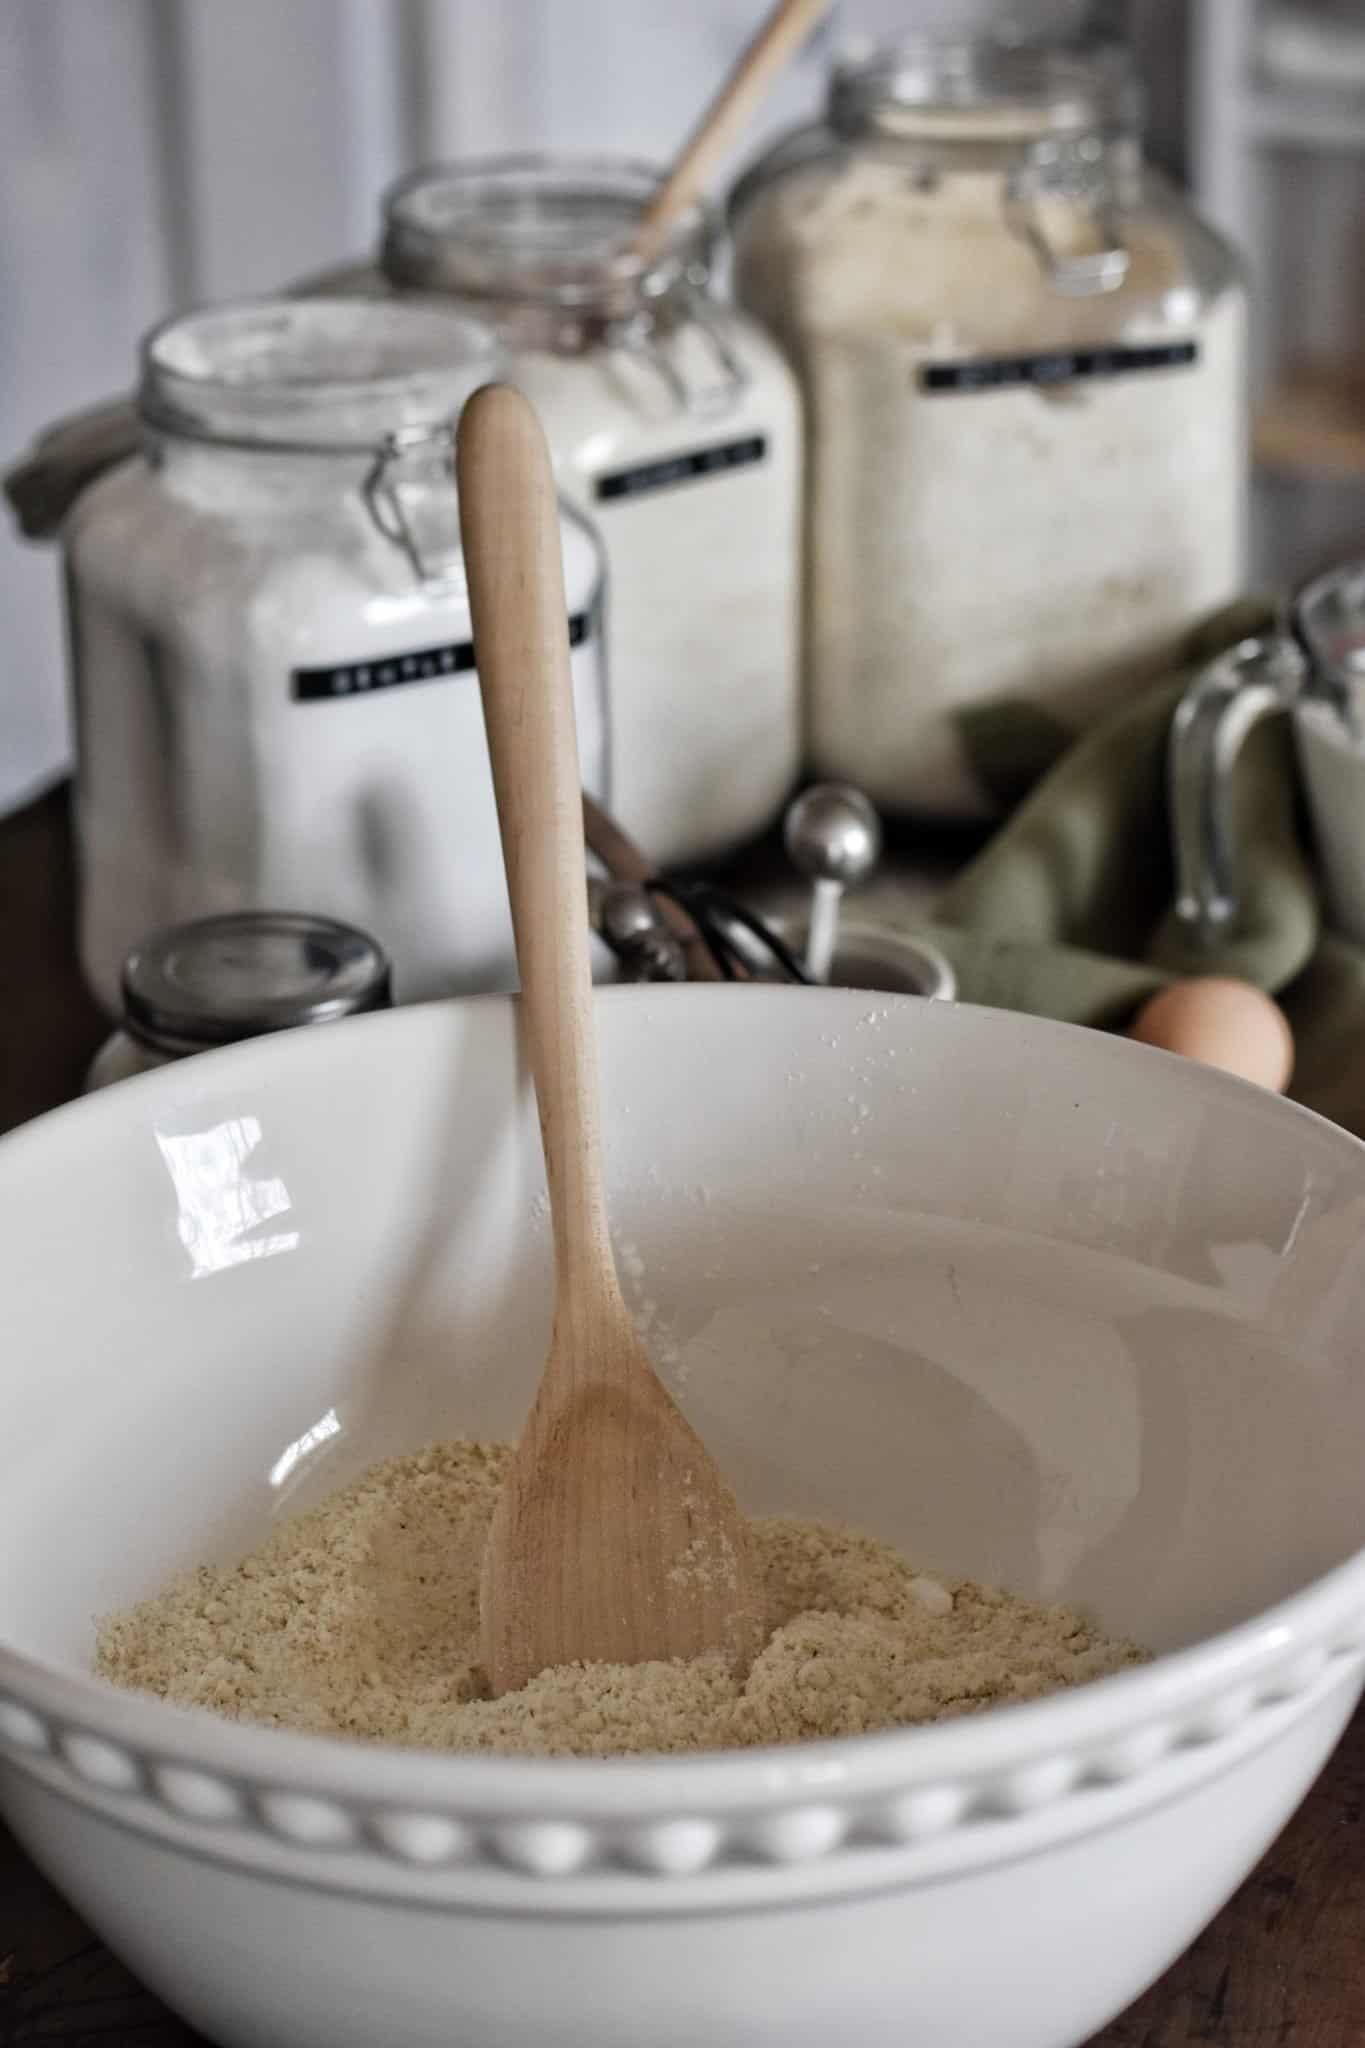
top-left (292, 615), bottom-right (590, 702)
top-left (919, 342), bottom-right (1199, 394)
top-left (595, 435), bottom-right (767, 503)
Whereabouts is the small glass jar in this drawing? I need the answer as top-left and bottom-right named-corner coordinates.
top-left (730, 37), bottom-right (1248, 821)
top-left (381, 155), bottom-right (803, 867)
top-left (85, 911), bottom-right (392, 1091)
top-left (63, 297), bottom-right (608, 1013)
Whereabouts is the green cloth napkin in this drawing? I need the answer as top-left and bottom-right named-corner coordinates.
top-left (882, 599), bottom-right (1365, 1138)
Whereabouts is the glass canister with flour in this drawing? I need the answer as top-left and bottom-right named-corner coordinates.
top-left (381, 155), bottom-right (803, 866)
top-left (730, 36), bottom-right (1248, 820)
top-left (63, 298), bottom-right (607, 1012)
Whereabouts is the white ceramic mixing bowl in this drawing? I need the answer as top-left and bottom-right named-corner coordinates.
top-left (2, 989), bottom-right (1364, 2048)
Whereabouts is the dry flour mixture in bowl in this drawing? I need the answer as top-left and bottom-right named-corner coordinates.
top-left (2, 988), bottom-right (1364, 2048)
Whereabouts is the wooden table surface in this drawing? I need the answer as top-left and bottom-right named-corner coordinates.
top-left (1, 786), bottom-right (1362, 2047)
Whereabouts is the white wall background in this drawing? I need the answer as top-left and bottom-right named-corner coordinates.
top-left (2, 0), bottom-right (846, 815)
top-left (2, 0), bottom-right (1344, 821)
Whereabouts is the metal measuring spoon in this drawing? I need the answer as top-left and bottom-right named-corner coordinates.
top-left (594, 881), bottom-right (688, 982)
top-left (783, 785), bottom-right (883, 984)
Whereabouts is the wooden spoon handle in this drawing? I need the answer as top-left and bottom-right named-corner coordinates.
top-left (457, 384), bottom-right (615, 1301)
top-left (633, 0), bottom-right (828, 269)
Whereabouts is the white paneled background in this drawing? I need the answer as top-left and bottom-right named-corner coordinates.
top-left (5, 0), bottom-right (1355, 820)
top-left (2, 0), bottom-right (849, 815)
top-left (2, 0), bottom-right (1193, 817)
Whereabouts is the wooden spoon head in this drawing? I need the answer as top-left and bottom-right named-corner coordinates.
top-left (480, 1312), bottom-right (764, 1697)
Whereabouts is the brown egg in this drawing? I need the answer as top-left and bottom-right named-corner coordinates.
top-left (1129, 977), bottom-right (1294, 1093)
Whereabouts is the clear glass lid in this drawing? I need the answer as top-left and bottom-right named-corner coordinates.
top-left (139, 297), bottom-right (504, 450)
top-left (382, 155), bottom-right (715, 314)
top-left (827, 38), bottom-right (1138, 145)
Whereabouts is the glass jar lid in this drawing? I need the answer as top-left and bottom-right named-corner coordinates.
top-left (139, 297), bottom-right (504, 452)
top-left (121, 912), bottom-right (392, 1055)
top-left (381, 155), bottom-right (715, 317)
top-left (827, 38), bottom-right (1138, 148)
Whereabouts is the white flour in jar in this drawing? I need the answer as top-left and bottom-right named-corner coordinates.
top-left (734, 156), bottom-right (1248, 818)
top-left (68, 458), bottom-right (606, 1011)
top-left (508, 321), bottom-right (803, 866)
top-left (379, 163), bottom-right (804, 867)
top-left (63, 302), bottom-right (608, 1013)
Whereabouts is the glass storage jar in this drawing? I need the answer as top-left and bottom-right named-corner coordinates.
top-left (85, 911), bottom-right (392, 1091)
top-left (381, 155), bottom-right (803, 867)
top-left (730, 37), bottom-right (1248, 820)
top-left (63, 298), bottom-right (607, 1011)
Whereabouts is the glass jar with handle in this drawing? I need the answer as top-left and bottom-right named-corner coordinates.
top-left (1170, 561), bottom-right (1365, 948)
top-left (730, 32), bottom-right (1248, 821)
top-left (381, 155), bottom-right (803, 866)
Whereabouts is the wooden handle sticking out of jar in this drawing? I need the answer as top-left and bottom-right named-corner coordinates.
top-left (633, 0), bottom-right (829, 269)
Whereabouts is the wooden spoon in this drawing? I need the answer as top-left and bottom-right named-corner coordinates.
top-left (632, 0), bottom-right (829, 271)
top-left (456, 384), bottom-right (763, 1697)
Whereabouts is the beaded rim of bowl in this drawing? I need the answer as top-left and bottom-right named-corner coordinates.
top-left (2, 1564), bottom-right (1362, 1900)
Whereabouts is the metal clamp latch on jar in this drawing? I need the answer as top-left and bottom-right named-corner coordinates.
top-left (1169, 561), bottom-right (1365, 944)
top-left (1005, 136), bottom-right (1129, 298)
top-left (363, 419), bottom-right (464, 585)
top-left (606, 280), bottom-right (750, 419)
